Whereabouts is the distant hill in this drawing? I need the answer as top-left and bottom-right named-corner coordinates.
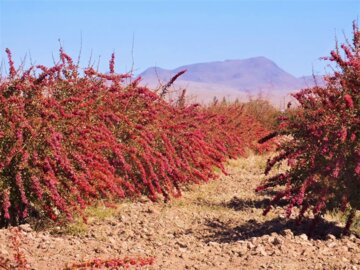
top-left (139, 57), bottom-right (324, 108)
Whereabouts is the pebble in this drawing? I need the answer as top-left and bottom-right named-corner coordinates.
top-left (272, 236), bottom-right (284, 245)
top-left (326, 234), bottom-right (336, 241)
top-left (247, 242), bottom-right (255, 250)
top-left (235, 245), bottom-right (248, 256)
top-left (349, 234), bottom-right (357, 241)
top-left (94, 247), bottom-right (104, 253)
top-left (255, 245), bottom-right (267, 256)
top-left (177, 241), bottom-right (188, 248)
top-left (283, 229), bottom-right (294, 238)
top-left (299, 233), bottom-right (308, 241)
top-left (19, 224), bottom-right (32, 233)
top-left (326, 242), bottom-right (336, 248)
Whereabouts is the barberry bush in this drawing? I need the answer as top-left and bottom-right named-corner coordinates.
top-left (257, 22), bottom-right (360, 234)
top-left (0, 48), bottom-right (272, 225)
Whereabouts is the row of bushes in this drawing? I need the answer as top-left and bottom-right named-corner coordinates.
top-left (0, 49), bottom-right (274, 225)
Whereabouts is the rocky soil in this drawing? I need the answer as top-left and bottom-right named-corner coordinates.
top-left (1, 155), bottom-right (359, 270)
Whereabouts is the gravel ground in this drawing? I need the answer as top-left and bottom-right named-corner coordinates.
top-left (0, 155), bottom-right (359, 270)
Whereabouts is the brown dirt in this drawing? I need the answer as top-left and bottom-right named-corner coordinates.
top-left (1, 155), bottom-right (359, 270)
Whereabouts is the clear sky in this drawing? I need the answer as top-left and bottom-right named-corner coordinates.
top-left (0, 0), bottom-right (359, 76)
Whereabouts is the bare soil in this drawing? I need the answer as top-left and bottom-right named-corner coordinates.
top-left (1, 155), bottom-right (359, 270)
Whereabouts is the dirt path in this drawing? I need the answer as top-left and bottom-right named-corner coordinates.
top-left (1, 155), bottom-right (359, 270)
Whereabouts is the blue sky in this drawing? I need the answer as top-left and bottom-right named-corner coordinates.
top-left (0, 0), bottom-right (359, 76)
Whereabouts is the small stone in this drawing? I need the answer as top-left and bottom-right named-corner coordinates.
top-left (272, 236), bottom-right (284, 245)
top-left (260, 235), bottom-right (269, 242)
top-left (37, 242), bottom-right (48, 250)
top-left (326, 234), bottom-right (336, 241)
top-left (109, 221), bottom-right (117, 226)
top-left (255, 245), bottom-right (267, 256)
top-left (232, 244), bottom-right (248, 256)
top-left (94, 247), bottom-right (104, 253)
top-left (176, 241), bottom-right (188, 248)
top-left (145, 206), bottom-right (159, 215)
top-left (349, 234), bottom-right (357, 242)
top-left (320, 247), bottom-right (332, 256)
top-left (208, 241), bottom-right (220, 249)
top-left (19, 224), bottom-right (32, 233)
top-left (250, 237), bottom-right (257, 244)
top-left (299, 233), bottom-right (308, 241)
top-left (118, 215), bottom-right (127, 222)
top-left (238, 246), bottom-right (248, 256)
top-left (267, 236), bottom-right (274, 243)
top-left (246, 242), bottom-right (255, 250)
top-left (179, 253), bottom-right (188, 259)
top-left (346, 241), bottom-right (356, 252)
top-left (283, 229), bottom-right (294, 238)
top-left (138, 196), bottom-right (149, 203)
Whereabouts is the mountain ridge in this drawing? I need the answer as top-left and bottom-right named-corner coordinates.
top-left (139, 57), bottom-right (324, 107)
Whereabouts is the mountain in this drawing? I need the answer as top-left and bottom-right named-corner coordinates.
top-left (139, 57), bottom-right (324, 107)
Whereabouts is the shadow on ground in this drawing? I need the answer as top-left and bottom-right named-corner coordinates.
top-left (222, 195), bottom-right (288, 211)
top-left (201, 216), bottom-right (345, 244)
top-left (193, 195), bottom-right (287, 212)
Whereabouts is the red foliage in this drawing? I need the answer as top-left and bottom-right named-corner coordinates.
top-left (0, 228), bottom-right (30, 270)
top-left (64, 256), bottom-right (155, 270)
top-left (0, 48), bottom-right (271, 224)
top-left (257, 22), bottom-right (360, 234)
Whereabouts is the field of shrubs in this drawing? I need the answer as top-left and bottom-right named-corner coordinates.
top-left (0, 23), bottom-right (359, 269)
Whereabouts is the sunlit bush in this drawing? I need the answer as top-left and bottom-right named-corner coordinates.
top-left (257, 22), bottom-right (360, 234)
